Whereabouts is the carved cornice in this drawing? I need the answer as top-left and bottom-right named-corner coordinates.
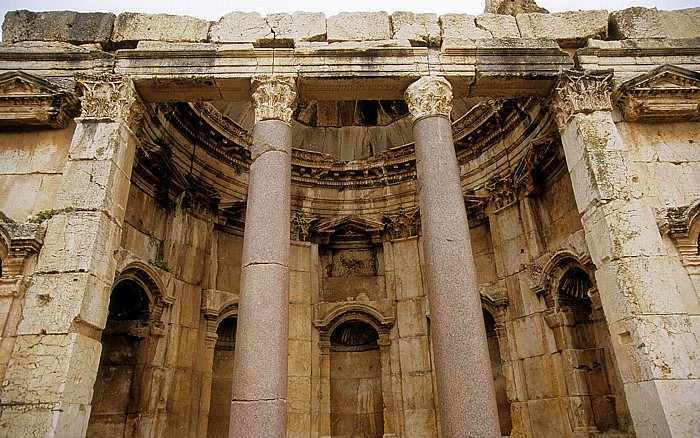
top-left (251, 75), bottom-right (298, 125)
top-left (76, 73), bottom-right (145, 130)
top-left (552, 69), bottom-right (613, 127)
top-left (0, 71), bottom-right (78, 128)
top-left (615, 64), bottom-right (700, 122)
top-left (404, 75), bottom-right (453, 121)
top-left (316, 215), bottom-right (386, 245)
top-left (657, 198), bottom-right (700, 265)
top-left (0, 222), bottom-right (45, 277)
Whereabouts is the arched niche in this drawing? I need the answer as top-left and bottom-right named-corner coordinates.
top-left (540, 252), bottom-right (629, 435)
top-left (87, 264), bottom-right (167, 437)
top-left (314, 305), bottom-right (395, 438)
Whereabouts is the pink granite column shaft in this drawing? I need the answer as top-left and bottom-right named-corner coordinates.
top-left (229, 76), bottom-right (297, 438)
top-left (405, 76), bottom-right (500, 438)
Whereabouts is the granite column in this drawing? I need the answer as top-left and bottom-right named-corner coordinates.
top-left (229, 76), bottom-right (297, 438)
top-left (404, 76), bottom-right (500, 437)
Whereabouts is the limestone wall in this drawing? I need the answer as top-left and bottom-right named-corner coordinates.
top-left (0, 125), bottom-right (74, 221)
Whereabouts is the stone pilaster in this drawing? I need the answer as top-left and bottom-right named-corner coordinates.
top-left (405, 75), bottom-right (500, 438)
top-left (0, 74), bottom-right (142, 437)
top-left (553, 69), bottom-right (700, 437)
top-left (229, 75), bottom-right (297, 438)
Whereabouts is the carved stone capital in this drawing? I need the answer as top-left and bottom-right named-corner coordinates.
top-left (76, 73), bottom-right (145, 130)
top-left (251, 75), bottom-right (298, 125)
top-left (404, 75), bottom-right (453, 121)
top-left (552, 69), bottom-right (613, 127)
top-left (291, 212), bottom-right (318, 242)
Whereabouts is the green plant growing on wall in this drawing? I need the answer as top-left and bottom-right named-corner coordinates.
top-left (147, 259), bottom-right (171, 272)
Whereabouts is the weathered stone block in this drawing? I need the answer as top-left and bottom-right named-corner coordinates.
top-left (266, 12), bottom-right (326, 43)
top-left (516, 10), bottom-right (608, 46)
top-left (210, 12), bottom-right (272, 43)
top-left (327, 12), bottom-right (391, 42)
top-left (440, 14), bottom-right (491, 40)
top-left (475, 13), bottom-right (520, 38)
top-left (609, 7), bottom-right (700, 40)
top-left (485, 0), bottom-right (548, 15)
top-left (35, 211), bottom-right (120, 278)
top-left (2, 10), bottom-right (115, 44)
top-left (1, 333), bottom-right (101, 405)
top-left (112, 12), bottom-right (209, 43)
top-left (390, 12), bottom-right (441, 46)
top-left (17, 272), bottom-right (111, 334)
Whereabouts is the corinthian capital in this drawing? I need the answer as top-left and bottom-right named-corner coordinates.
top-left (76, 73), bottom-right (144, 129)
top-left (552, 69), bottom-right (613, 127)
top-left (404, 76), bottom-right (453, 121)
top-left (251, 75), bottom-right (298, 125)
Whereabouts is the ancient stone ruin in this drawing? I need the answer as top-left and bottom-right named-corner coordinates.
top-left (0, 3), bottom-right (699, 437)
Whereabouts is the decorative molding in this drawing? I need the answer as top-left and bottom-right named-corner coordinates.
top-left (657, 198), bottom-right (700, 265)
top-left (76, 73), bottom-right (145, 129)
top-left (291, 212), bottom-right (318, 242)
top-left (251, 75), bottom-right (298, 125)
top-left (0, 71), bottom-right (78, 128)
top-left (615, 64), bottom-right (700, 122)
top-left (552, 69), bottom-right (613, 127)
top-left (404, 75), bottom-right (453, 121)
top-left (316, 215), bottom-right (386, 245)
top-left (0, 222), bottom-right (45, 278)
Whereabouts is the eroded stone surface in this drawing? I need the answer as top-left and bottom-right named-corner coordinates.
top-left (609, 7), bottom-right (700, 39)
top-left (112, 12), bottom-right (210, 43)
top-left (476, 13), bottom-right (521, 38)
top-left (2, 10), bottom-right (114, 45)
top-left (516, 10), bottom-right (608, 46)
top-left (327, 12), bottom-right (391, 42)
top-left (440, 14), bottom-right (492, 40)
top-left (390, 12), bottom-right (441, 47)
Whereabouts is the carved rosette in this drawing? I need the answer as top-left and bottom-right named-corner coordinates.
top-left (404, 75), bottom-right (453, 121)
top-left (552, 69), bottom-right (613, 127)
top-left (251, 75), bottom-right (298, 125)
top-left (76, 73), bottom-right (145, 130)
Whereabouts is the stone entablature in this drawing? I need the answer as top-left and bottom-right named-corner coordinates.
top-left (4, 7), bottom-right (699, 50)
top-left (615, 64), bottom-right (700, 122)
top-left (0, 71), bottom-right (78, 128)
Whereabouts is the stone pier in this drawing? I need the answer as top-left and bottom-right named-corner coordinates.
top-left (554, 70), bottom-right (700, 437)
top-left (405, 75), bottom-right (500, 438)
top-left (0, 74), bottom-right (142, 436)
top-left (229, 76), bottom-right (297, 438)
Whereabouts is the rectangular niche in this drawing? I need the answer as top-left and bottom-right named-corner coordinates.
top-left (321, 244), bottom-right (386, 303)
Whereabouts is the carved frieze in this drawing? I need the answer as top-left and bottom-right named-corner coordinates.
top-left (404, 75), bottom-right (453, 120)
top-left (0, 71), bottom-right (78, 128)
top-left (615, 64), bottom-right (700, 122)
top-left (552, 69), bottom-right (613, 127)
top-left (251, 75), bottom-right (298, 125)
top-left (76, 73), bottom-right (145, 130)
